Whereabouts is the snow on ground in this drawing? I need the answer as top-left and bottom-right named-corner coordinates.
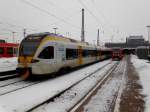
top-left (0, 57), bottom-right (17, 72)
top-left (131, 55), bottom-right (150, 112)
top-left (84, 75), bottom-right (120, 112)
top-left (0, 60), bottom-right (112, 112)
top-left (84, 59), bottom-right (126, 112)
top-left (32, 61), bottom-right (117, 112)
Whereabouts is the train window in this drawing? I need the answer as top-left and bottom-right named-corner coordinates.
top-left (0, 47), bottom-right (4, 54)
top-left (22, 44), bottom-right (38, 56)
top-left (82, 50), bottom-right (97, 57)
top-left (82, 50), bottom-right (90, 57)
top-left (7, 47), bottom-right (13, 54)
top-left (38, 46), bottom-right (54, 59)
top-left (66, 48), bottom-right (78, 60)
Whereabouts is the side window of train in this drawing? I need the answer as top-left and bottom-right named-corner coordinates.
top-left (38, 46), bottom-right (54, 59)
top-left (7, 47), bottom-right (13, 54)
top-left (66, 48), bottom-right (78, 60)
top-left (0, 47), bottom-right (4, 54)
top-left (82, 50), bottom-right (89, 57)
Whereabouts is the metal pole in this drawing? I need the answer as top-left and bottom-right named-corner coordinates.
top-left (53, 27), bottom-right (58, 34)
top-left (146, 25), bottom-right (150, 43)
top-left (12, 32), bottom-right (16, 43)
top-left (81, 8), bottom-right (85, 42)
top-left (97, 29), bottom-right (100, 46)
top-left (23, 29), bottom-right (26, 38)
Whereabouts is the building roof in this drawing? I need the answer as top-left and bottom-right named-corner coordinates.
top-left (127, 35), bottom-right (144, 40)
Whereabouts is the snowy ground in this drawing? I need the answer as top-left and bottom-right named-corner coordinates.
top-left (0, 60), bottom-right (113, 112)
top-left (0, 57), bottom-right (17, 72)
top-left (83, 58), bottom-right (126, 112)
top-left (32, 61), bottom-right (116, 112)
top-left (131, 55), bottom-right (150, 112)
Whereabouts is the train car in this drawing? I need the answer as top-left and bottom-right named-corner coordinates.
top-left (136, 46), bottom-right (150, 60)
top-left (100, 48), bottom-right (112, 60)
top-left (112, 48), bottom-right (123, 60)
top-left (0, 43), bottom-right (19, 58)
top-left (16, 32), bottom-right (111, 79)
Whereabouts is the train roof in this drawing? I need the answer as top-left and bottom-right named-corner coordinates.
top-left (25, 32), bottom-right (96, 47)
top-left (100, 48), bottom-right (112, 51)
top-left (0, 43), bottom-right (19, 47)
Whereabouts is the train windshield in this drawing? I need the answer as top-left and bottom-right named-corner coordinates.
top-left (20, 42), bottom-right (39, 56)
top-left (20, 35), bottom-right (43, 56)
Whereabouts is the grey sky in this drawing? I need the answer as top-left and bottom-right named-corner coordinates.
top-left (0, 0), bottom-right (150, 44)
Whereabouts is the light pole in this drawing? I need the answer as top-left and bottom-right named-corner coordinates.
top-left (12, 32), bottom-right (16, 43)
top-left (146, 25), bottom-right (150, 43)
top-left (53, 27), bottom-right (58, 34)
top-left (23, 29), bottom-right (26, 38)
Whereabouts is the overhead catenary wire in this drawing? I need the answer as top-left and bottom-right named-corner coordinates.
top-left (0, 20), bottom-right (37, 31)
top-left (42, 0), bottom-right (72, 15)
top-left (21, 0), bottom-right (81, 30)
top-left (21, 0), bottom-right (94, 34)
top-left (90, 1), bottom-right (124, 35)
top-left (77, 0), bottom-right (123, 41)
top-left (77, 0), bottom-right (103, 27)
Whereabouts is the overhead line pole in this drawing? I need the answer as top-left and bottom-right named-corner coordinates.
top-left (23, 28), bottom-right (26, 38)
top-left (53, 27), bottom-right (58, 34)
top-left (97, 29), bottom-right (100, 46)
top-left (12, 32), bottom-right (16, 43)
top-left (146, 26), bottom-right (150, 43)
top-left (81, 8), bottom-right (85, 42)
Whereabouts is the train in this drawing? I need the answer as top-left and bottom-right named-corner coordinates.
top-left (16, 32), bottom-right (112, 79)
top-left (136, 46), bottom-right (150, 60)
top-left (112, 47), bottom-right (124, 60)
top-left (0, 42), bottom-right (19, 58)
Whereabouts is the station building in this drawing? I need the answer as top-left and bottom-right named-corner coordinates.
top-left (105, 35), bottom-right (150, 49)
top-left (105, 35), bottom-right (150, 58)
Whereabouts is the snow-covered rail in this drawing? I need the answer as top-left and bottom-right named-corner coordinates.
top-left (0, 80), bottom-right (41, 96)
top-left (0, 73), bottom-right (18, 81)
top-left (0, 60), bottom-right (114, 112)
top-left (69, 58), bottom-right (126, 112)
top-left (68, 61), bottom-right (121, 112)
top-left (27, 61), bottom-right (114, 112)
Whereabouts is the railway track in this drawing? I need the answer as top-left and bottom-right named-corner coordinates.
top-left (0, 73), bottom-right (18, 81)
top-left (0, 62), bottom-right (112, 97)
top-left (28, 59), bottom-right (126, 112)
top-left (0, 60), bottom-right (115, 112)
top-left (0, 80), bottom-right (41, 96)
top-left (26, 61), bottom-right (118, 112)
top-left (0, 77), bottom-right (22, 87)
top-left (69, 58), bottom-right (126, 112)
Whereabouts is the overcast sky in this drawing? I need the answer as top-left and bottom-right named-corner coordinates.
top-left (0, 0), bottom-right (150, 44)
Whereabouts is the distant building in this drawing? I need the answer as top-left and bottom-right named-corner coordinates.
top-left (126, 35), bottom-right (145, 45)
top-left (105, 35), bottom-right (150, 49)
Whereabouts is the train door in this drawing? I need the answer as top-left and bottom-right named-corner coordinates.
top-left (78, 46), bottom-right (83, 65)
top-left (56, 44), bottom-right (65, 68)
top-left (37, 44), bottom-right (57, 74)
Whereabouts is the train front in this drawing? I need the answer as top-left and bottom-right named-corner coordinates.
top-left (16, 34), bottom-right (42, 79)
